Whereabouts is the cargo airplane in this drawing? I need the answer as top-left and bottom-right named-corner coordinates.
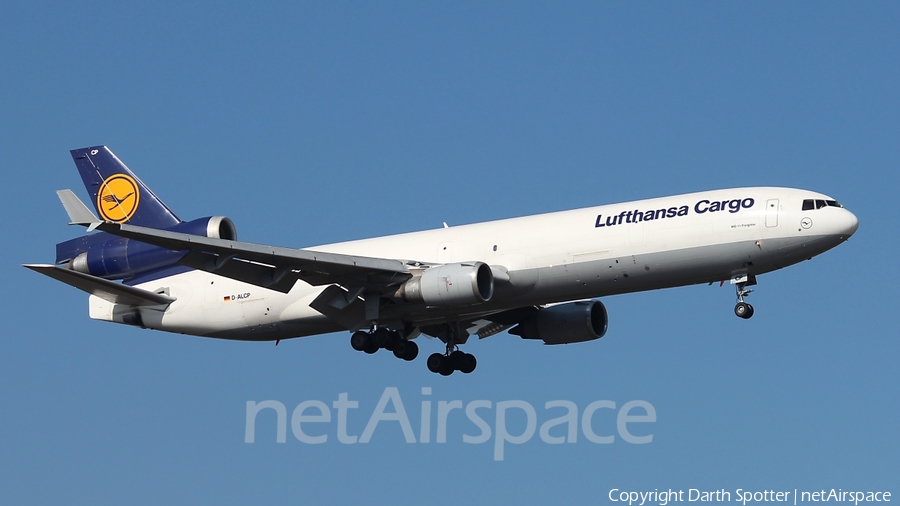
top-left (25, 146), bottom-right (859, 375)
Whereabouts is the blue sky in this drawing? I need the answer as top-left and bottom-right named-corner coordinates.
top-left (1, 2), bottom-right (897, 504)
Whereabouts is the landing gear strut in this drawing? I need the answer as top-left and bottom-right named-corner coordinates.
top-left (350, 328), bottom-right (419, 361)
top-left (733, 281), bottom-right (754, 319)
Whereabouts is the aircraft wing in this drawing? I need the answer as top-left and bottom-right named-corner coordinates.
top-left (95, 222), bottom-right (413, 293)
top-left (24, 264), bottom-right (176, 306)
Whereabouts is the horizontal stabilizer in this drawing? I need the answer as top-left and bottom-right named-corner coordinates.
top-left (23, 264), bottom-right (176, 307)
top-left (57, 189), bottom-right (102, 230)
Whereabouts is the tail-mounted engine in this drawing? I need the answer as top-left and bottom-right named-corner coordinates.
top-left (58, 216), bottom-right (237, 280)
top-left (510, 299), bottom-right (608, 344)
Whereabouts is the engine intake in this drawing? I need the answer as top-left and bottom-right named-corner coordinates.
top-left (396, 262), bottom-right (494, 306)
top-left (510, 300), bottom-right (608, 345)
top-left (172, 216), bottom-right (237, 240)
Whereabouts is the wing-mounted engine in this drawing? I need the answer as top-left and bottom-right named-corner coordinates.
top-left (394, 262), bottom-right (494, 306)
top-left (58, 216), bottom-right (237, 280)
top-left (510, 300), bottom-right (608, 344)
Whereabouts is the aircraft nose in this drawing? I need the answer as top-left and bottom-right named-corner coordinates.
top-left (844, 210), bottom-right (859, 237)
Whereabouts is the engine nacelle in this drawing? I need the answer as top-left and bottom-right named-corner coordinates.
top-left (510, 300), bottom-right (608, 345)
top-left (62, 216), bottom-right (237, 280)
top-left (172, 215), bottom-right (237, 241)
top-left (395, 262), bottom-right (494, 306)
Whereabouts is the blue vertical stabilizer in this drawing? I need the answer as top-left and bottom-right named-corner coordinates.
top-left (70, 146), bottom-right (181, 229)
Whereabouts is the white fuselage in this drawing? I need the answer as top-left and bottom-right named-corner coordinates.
top-left (88, 187), bottom-right (858, 340)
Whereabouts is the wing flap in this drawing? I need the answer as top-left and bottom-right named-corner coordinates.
top-left (308, 285), bottom-right (367, 331)
top-left (24, 264), bottom-right (176, 307)
top-left (179, 251), bottom-right (300, 293)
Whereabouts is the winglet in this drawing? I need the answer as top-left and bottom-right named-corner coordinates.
top-left (57, 189), bottom-right (103, 231)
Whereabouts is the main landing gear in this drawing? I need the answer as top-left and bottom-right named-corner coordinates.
top-left (350, 328), bottom-right (419, 361)
top-left (734, 280), bottom-right (754, 319)
top-left (426, 346), bottom-right (477, 376)
top-left (422, 323), bottom-right (477, 376)
top-left (350, 323), bottom-right (478, 375)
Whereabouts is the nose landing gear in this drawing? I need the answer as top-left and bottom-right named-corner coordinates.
top-left (734, 300), bottom-right (754, 319)
top-left (732, 276), bottom-right (755, 319)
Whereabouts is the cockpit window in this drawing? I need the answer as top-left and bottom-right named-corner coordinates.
top-left (802, 198), bottom-right (844, 211)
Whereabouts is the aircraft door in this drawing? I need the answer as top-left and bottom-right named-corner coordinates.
top-left (765, 199), bottom-right (779, 227)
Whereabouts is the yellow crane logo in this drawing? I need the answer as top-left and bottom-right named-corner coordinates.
top-left (97, 174), bottom-right (140, 223)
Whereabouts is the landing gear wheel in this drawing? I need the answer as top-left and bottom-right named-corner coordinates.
top-left (448, 350), bottom-right (466, 371)
top-left (459, 353), bottom-right (477, 374)
top-left (438, 359), bottom-right (454, 376)
top-left (734, 302), bottom-right (754, 319)
top-left (392, 339), bottom-right (419, 361)
top-left (402, 340), bottom-right (418, 361)
top-left (351, 328), bottom-right (418, 360)
top-left (371, 328), bottom-right (390, 348)
top-left (350, 331), bottom-right (369, 351)
top-left (427, 353), bottom-right (444, 373)
top-left (383, 331), bottom-right (400, 351)
top-left (392, 340), bottom-right (408, 359)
